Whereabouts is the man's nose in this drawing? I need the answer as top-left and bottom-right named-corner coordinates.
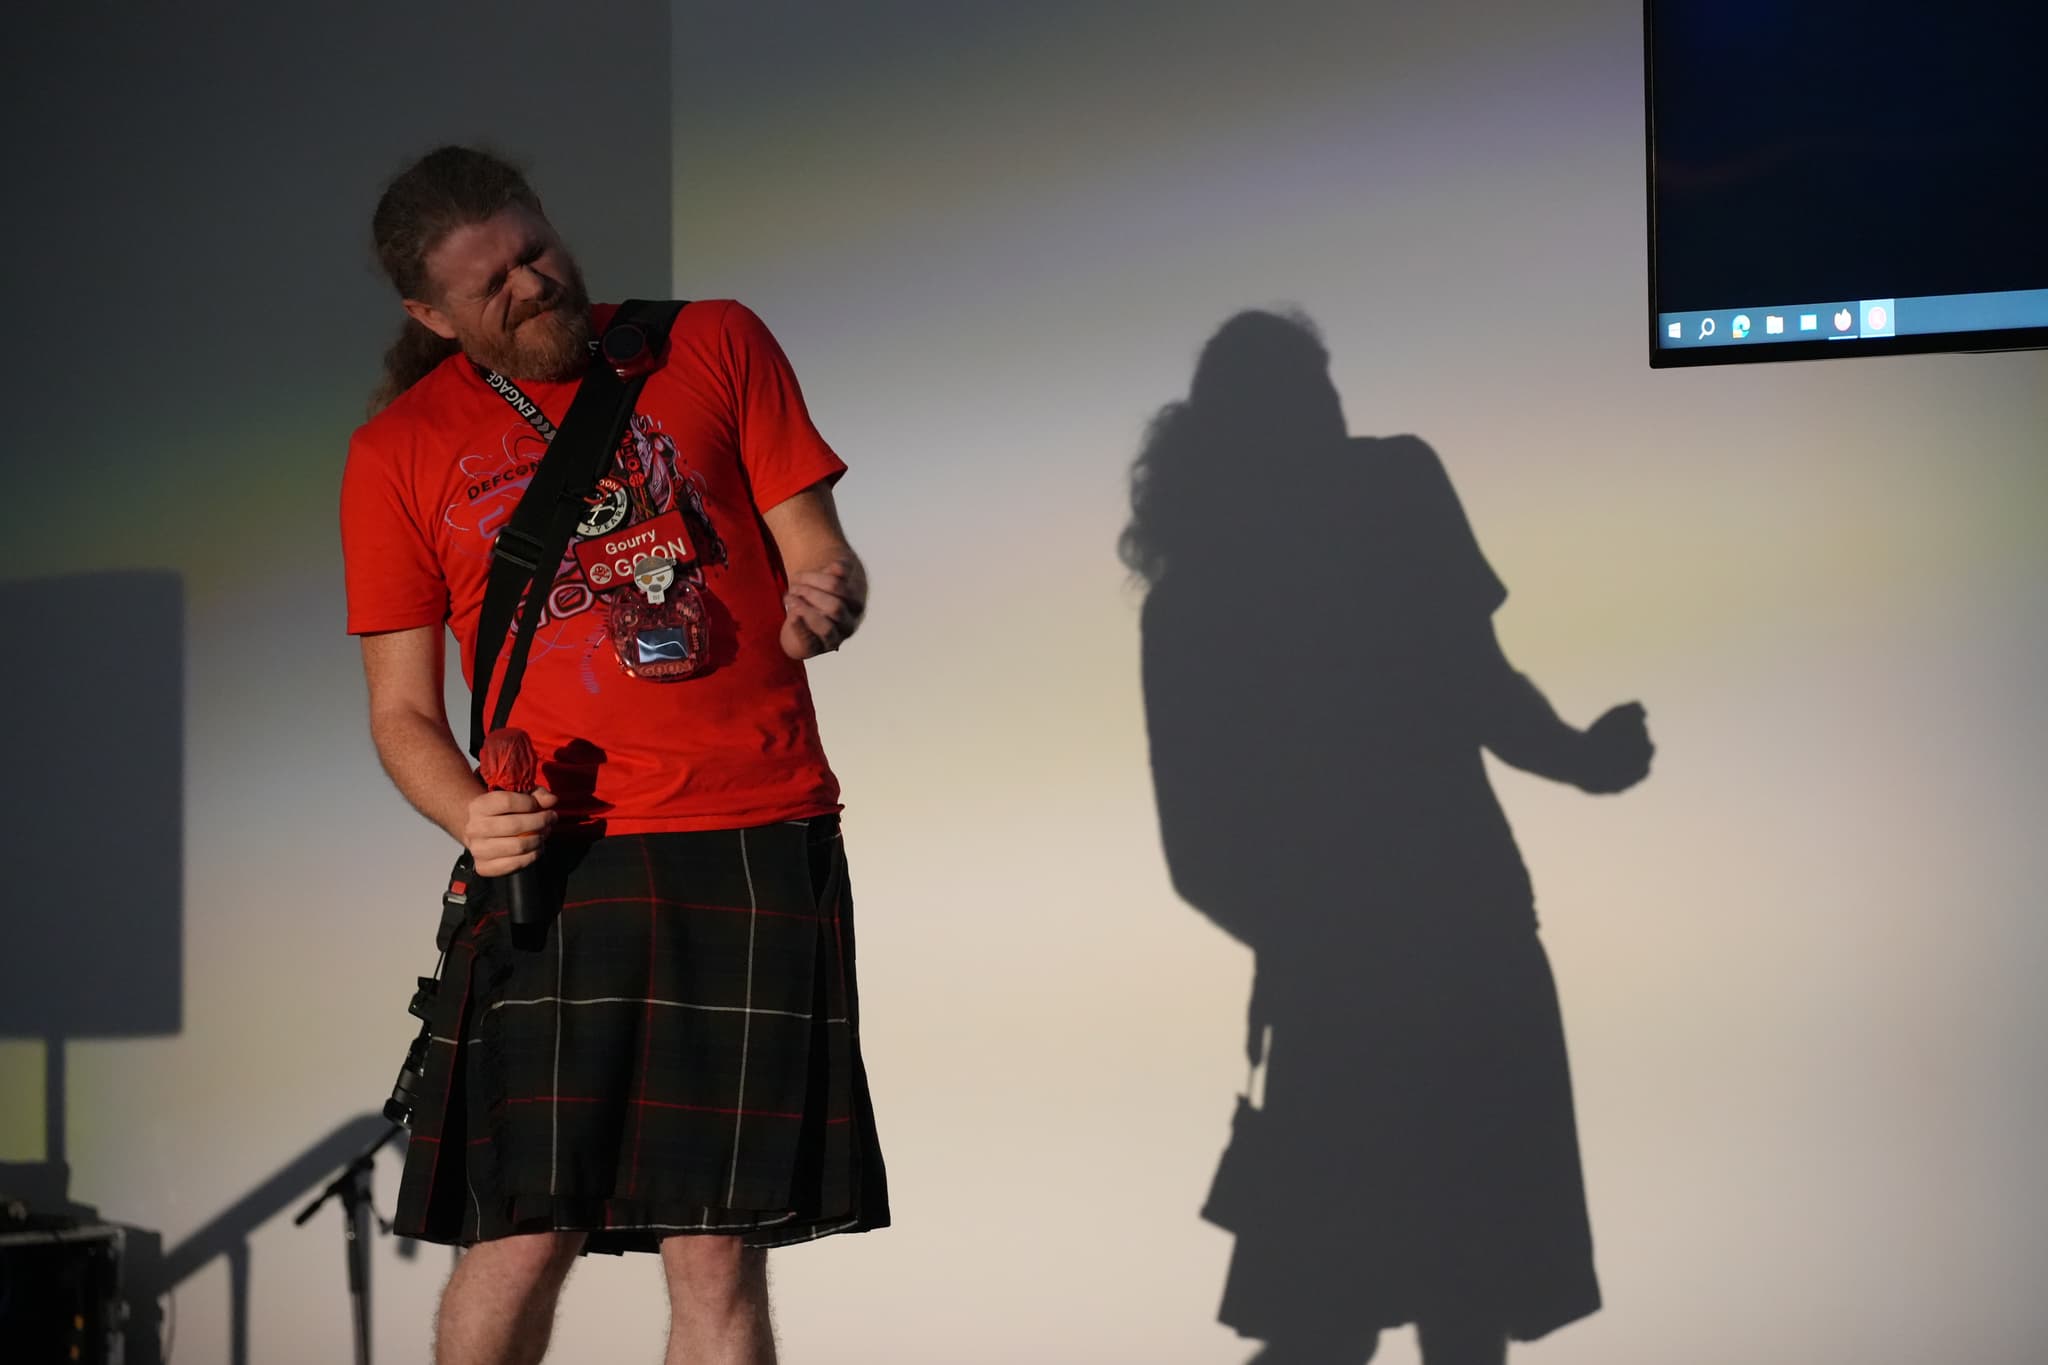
top-left (509, 262), bottom-right (553, 301)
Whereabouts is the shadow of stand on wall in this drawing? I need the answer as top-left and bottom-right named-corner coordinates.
top-left (149, 1113), bottom-right (415, 1365)
top-left (4, 1112), bottom-right (411, 1365)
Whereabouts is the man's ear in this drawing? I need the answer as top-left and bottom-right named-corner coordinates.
top-left (402, 298), bottom-right (458, 340)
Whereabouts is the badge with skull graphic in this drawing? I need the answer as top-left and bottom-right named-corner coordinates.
top-left (633, 554), bottom-right (677, 605)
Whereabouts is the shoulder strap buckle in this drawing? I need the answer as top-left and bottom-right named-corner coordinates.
top-left (491, 527), bottom-right (549, 574)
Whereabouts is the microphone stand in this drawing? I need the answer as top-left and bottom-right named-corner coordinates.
top-left (293, 1123), bottom-right (404, 1365)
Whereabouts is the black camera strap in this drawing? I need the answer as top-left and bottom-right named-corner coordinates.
top-left (388, 302), bottom-right (687, 1129)
top-left (467, 299), bottom-right (687, 756)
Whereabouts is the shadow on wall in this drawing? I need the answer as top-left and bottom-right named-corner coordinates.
top-left (0, 570), bottom-right (186, 1166)
top-left (1122, 313), bottom-right (1654, 1365)
top-left (0, 573), bottom-right (417, 1363)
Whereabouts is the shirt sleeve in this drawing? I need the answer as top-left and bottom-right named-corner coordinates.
top-left (717, 301), bottom-right (848, 512)
top-left (1390, 435), bottom-right (1508, 617)
top-left (340, 422), bottom-right (449, 635)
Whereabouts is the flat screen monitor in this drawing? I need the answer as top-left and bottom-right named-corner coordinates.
top-left (1646, 2), bottom-right (2048, 367)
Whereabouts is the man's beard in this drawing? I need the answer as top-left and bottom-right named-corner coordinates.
top-left (462, 263), bottom-right (593, 382)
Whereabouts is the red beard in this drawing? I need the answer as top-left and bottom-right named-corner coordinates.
top-left (463, 261), bottom-right (594, 381)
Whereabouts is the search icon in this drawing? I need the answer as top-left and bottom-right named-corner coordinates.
top-left (1699, 317), bottom-right (1717, 339)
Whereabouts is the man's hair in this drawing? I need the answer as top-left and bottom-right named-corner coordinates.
top-left (367, 145), bottom-right (543, 414)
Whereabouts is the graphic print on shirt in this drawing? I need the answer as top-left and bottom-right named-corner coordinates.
top-left (594, 415), bottom-right (730, 682)
top-left (441, 413), bottom-right (735, 686)
top-left (443, 427), bottom-right (550, 548)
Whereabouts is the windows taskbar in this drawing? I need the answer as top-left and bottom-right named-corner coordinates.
top-left (1652, 287), bottom-right (2048, 364)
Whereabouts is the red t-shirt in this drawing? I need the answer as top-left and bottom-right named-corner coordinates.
top-left (340, 300), bottom-right (846, 833)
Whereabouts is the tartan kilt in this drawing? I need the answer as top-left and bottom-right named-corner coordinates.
top-left (393, 814), bottom-right (889, 1253)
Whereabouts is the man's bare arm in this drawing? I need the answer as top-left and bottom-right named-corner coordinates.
top-left (360, 625), bottom-right (555, 873)
top-left (761, 485), bottom-right (867, 659)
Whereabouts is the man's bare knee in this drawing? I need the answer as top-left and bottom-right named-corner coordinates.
top-left (435, 1232), bottom-right (587, 1365)
top-left (660, 1235), bottom-right (763, 1311)
top-left (463, 1229), bottom-right (586, 1287)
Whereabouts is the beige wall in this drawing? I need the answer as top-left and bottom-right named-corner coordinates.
top-left (3, 3), bottom-right (2045, 1362)
top-left (668, 4), bottom-right (2048, 1363)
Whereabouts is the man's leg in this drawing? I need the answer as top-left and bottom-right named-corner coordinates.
top-left (435, 1230), bottom-right (587, 1365)
top-left (660, 1234), bottom-right (775, 1365)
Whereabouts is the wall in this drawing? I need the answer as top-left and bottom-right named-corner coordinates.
top-left (668, 3), bottom-right (2048, 1362)
top-left (3, 2), bottom-right (2044, 1362)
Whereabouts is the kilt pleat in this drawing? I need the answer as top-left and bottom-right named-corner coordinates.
top-left (394, 815), bottom-right (889, 1253)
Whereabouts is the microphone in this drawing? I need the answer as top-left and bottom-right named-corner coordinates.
top-left (478, 726), bottom-right (544, 928)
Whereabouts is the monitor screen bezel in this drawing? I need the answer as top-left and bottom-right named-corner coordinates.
top-left (1643, 0), bottom-right (2048, 369)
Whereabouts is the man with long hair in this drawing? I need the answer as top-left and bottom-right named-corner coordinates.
top-left (341, 145), bottom-right (888, 1365)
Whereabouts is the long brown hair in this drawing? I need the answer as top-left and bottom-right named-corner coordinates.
top-left (367, 146), bottom-right (542, 414)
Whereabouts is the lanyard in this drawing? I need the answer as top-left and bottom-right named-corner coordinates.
top-left (476, 363), bottom-right (564, 442)
top-left (473, 325), bottom-right (651, 444)
top-left (475, 334), bottom-right (625, 443)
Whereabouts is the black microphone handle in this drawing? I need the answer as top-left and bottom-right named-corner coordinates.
top-left (505, 865), bottom-right (543, 926)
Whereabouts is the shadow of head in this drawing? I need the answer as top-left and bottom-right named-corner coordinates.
top-left (1121, 309), bottom-right (1346, 589)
